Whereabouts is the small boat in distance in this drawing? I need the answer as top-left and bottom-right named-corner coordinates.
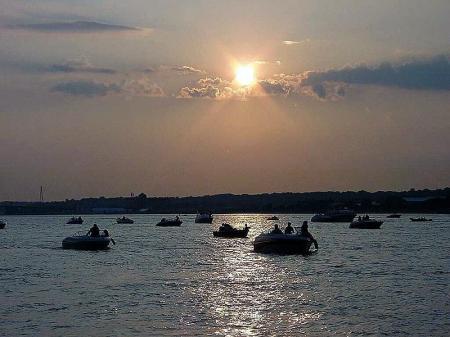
top-left (195, 211), bottom-right (213, 224)
top-left (213, 223), bottom-right (249, 238)
top-left (67, 216), bottom-right (83, 224)
top-left (156, 216), bottom-right (182, 227)
top-left (0, 220), bottom-right (6, 229)
top-left (350, 216), bottom-right (383, 229)
top-left (267, 216), bottom-right (279, 221)
top-left (311, 209), bottom-right (356, 223)
top-left (387, 214), bottom-right (401, 218)
top-left (116, 216), bottom-right (134, 224)
top-left (62, 231), bottom-right (113, 250)
top-left (410, 217), bottom-right (432, 222)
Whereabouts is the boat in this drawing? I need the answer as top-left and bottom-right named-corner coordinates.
top-left (311, 209), bottom-right (356, 223)
top-left (67, 217), bottom-right (83, 224)
top-left (253, 229), bottom-right (316, 255)
top-left (195, 211), bottom-right (213, 224)
top-left (62, 232), bottom-right (112, 250)
top-left (213, 223), bottom-right (249, 238)
top-left (156, 217), bottom-right (182, 227)
top-left (350, 218), bottom-right (383, 229)
top-left (387, 214), bottom-right (401, 218)
top-left (410, 217), bottom-right (432, 222)
top-left (0, 220), bottom-right (6, 229)
top-left (116, 216), bottom-right (134, 224)
top-left (267, 216), bottom-right (279, 221)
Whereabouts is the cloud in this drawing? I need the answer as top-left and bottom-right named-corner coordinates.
top-left (282, 39), bottom-right (310, 46)
top-left (51, 80), bottom-right (120, 97)
top-left (51, 79), bottom-right (164, 98)
top-left (258, 78), bottom-right (295, 96)
top-left (178, 77), bottom-right (234, 99)
top-left (301, 55), bottom-right (450, 91)
top-left (170, 65), bottom-right (205, 75)
top-left (48, 58), bottom-right (116, 74)
top-left (6, 21), bottom-right (144, 33)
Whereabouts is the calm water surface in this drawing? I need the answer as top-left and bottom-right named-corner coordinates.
top-left (1, 214), bottom-right (449, 336)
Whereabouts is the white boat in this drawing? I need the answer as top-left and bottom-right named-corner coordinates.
top-left (62, 232), bottom-right (112, 250)
top-left (253, 230), bottom-right (315, 254)
top-left (195, 212), bottom-right (213, 223)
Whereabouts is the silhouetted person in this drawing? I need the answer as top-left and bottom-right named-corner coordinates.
top-left (358, 216), bottom-right (362, 221)
top-left (103, 229), bottom-right (109, 237)
top-left (87, 224), bottom-right (100, 237)
top-left (300, 221), bottom-right (318, 249)
top-left (271, 224), bottom-right (283, 234)
top-left (284, 222), bottom-right (294, 234)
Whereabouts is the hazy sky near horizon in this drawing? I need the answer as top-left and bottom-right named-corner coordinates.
top-left (0, 0), bottom-right (449, 200)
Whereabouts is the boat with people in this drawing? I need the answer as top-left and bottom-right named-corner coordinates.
top-left (311, 209), bottom-right (356, 223)
top-left (62, 225), bottom-right (114, 250)
top-left (350, 215), bottom-right (383, 229)
top-left (156, 216), bottom-right (182, 227)
top-left (116, 216), bottom-right (134, 224)
top-left (387, 214), bottom-right (401, 218)
top-left (195, 211), bottom-right (213, 224)
top-left (213, 223), bottom-right (250, 238)
top-left (253, 222), bottom-right (318, 255)
top-left (67, 216), bottom-right (83, 224)
top-left (0, 219), bottom-right (6, 229)
top-left (267, 216), bottom-right (279, 221)
top-left (410, 217), bottom-right (432, 222)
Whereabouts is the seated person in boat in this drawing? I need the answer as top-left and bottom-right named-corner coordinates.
top-left (284, 222), bottom-right (294, 234)
top-left (300, 221), bottom-right (318, 249)
top-left (103, 229), bottom-right (110, 237)
top-left (220, 223), bottom-right (234, 231)
top-left (87, 224), bottom-right (100, 237)
top-left (271, 224), bottom-right (283, 234)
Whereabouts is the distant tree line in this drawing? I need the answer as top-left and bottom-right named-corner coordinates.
top-left (1, 188), bottom-right (449, 215)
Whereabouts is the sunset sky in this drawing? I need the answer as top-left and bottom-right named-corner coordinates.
top-left (1, 0), bottom-right (449, 200)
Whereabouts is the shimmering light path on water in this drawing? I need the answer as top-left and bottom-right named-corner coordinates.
top-left (1, 214), bottom-right (449, 336)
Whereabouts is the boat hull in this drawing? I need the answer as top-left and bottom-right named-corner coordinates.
top-left (311, 213), bottom-right (356, 223)
top-left (62, 236), bottom-right (110, 250)
top-left (349, 220), bottom-right (383, 229)
top-left (195, 218), bottom-right (213, 224)
top-left (253, 234), bottom-right (313, 255)
top-left (213, 228), bottom-right (249, 238)
top-left (387, 214), bottom-right (401, 218)
top-left (117, 219), bottom-right (134, 224)
top-left (156, 220), bottom-right (182, 227)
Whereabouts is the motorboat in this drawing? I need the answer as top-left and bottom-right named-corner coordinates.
top-left (116, 216), bottom-right (134, 224)
top-left (267, 216), bottom-right (279, 221)
top-left (0, 220), bottom-right (6, 229)
top-left (67, 216), bottom-right (83, 224)
top-left (350, 218), bottom-right (383, 229)
top-left (62, 232), bottom-right (113, 250)
top-left (213, 223), bottom-right (249, 238)
top-left (156, 217), bottom-right (182, 227)
top-left (311, 209), bottom-right (356, 223)
top-left (410, 217), bottom-right (432, 222)
top-left (195, 212), bottom-right (213, 224)
top-left (387, 214), bottom-right (401, 218)
top-left (253, 229), bottom-right (316, 255)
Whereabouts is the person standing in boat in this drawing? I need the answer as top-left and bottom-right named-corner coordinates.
top-left (300, 221), bottom-right (318, 249)
top-left (284, 222), bottom-right (294, 234)
top-left (87, 224), bottom-right (100, 237)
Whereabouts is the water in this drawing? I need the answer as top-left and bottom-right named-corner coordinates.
top-left (1, 214), bottom-right (449, 336)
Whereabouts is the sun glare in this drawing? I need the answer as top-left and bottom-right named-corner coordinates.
top-left (235, 64), bottom-right (255, 86)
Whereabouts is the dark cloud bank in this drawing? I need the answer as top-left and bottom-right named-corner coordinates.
top-left (7, 21), bottom-right (140, 33)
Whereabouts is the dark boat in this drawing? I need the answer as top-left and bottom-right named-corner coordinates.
top-left (410, 217), bottom-right (432, 222)
top-left (311, 209), bottom-right (356, 223)
top-left (195, 211), bottom-right (213, 224)
top-left (253, 231), bottom-right (314, 255)
top-left (116, 216), bottom-right (134, 224)
top-left (213, 224), bottom-right (249, 238)
top-left (67, 217), bottom-right (83, 224)
top-left (156, 217), bottom-right (182, 227)
top-left (62, 233), bottom-right (112, 250)
top-left (350, 219), bottom-right (383, 229)
top-left (0, 220), bottom-right (6, 229)
top-left (387, 214), bottom-right (401, 218)
top-left (267, 216), bottom-right (279, 221)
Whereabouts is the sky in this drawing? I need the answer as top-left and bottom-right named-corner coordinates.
top-left (0, 0), bottom-right (449, 201)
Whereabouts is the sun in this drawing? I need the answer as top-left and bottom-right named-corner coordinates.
top-left (235, 64), bottom-right (255, 86)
